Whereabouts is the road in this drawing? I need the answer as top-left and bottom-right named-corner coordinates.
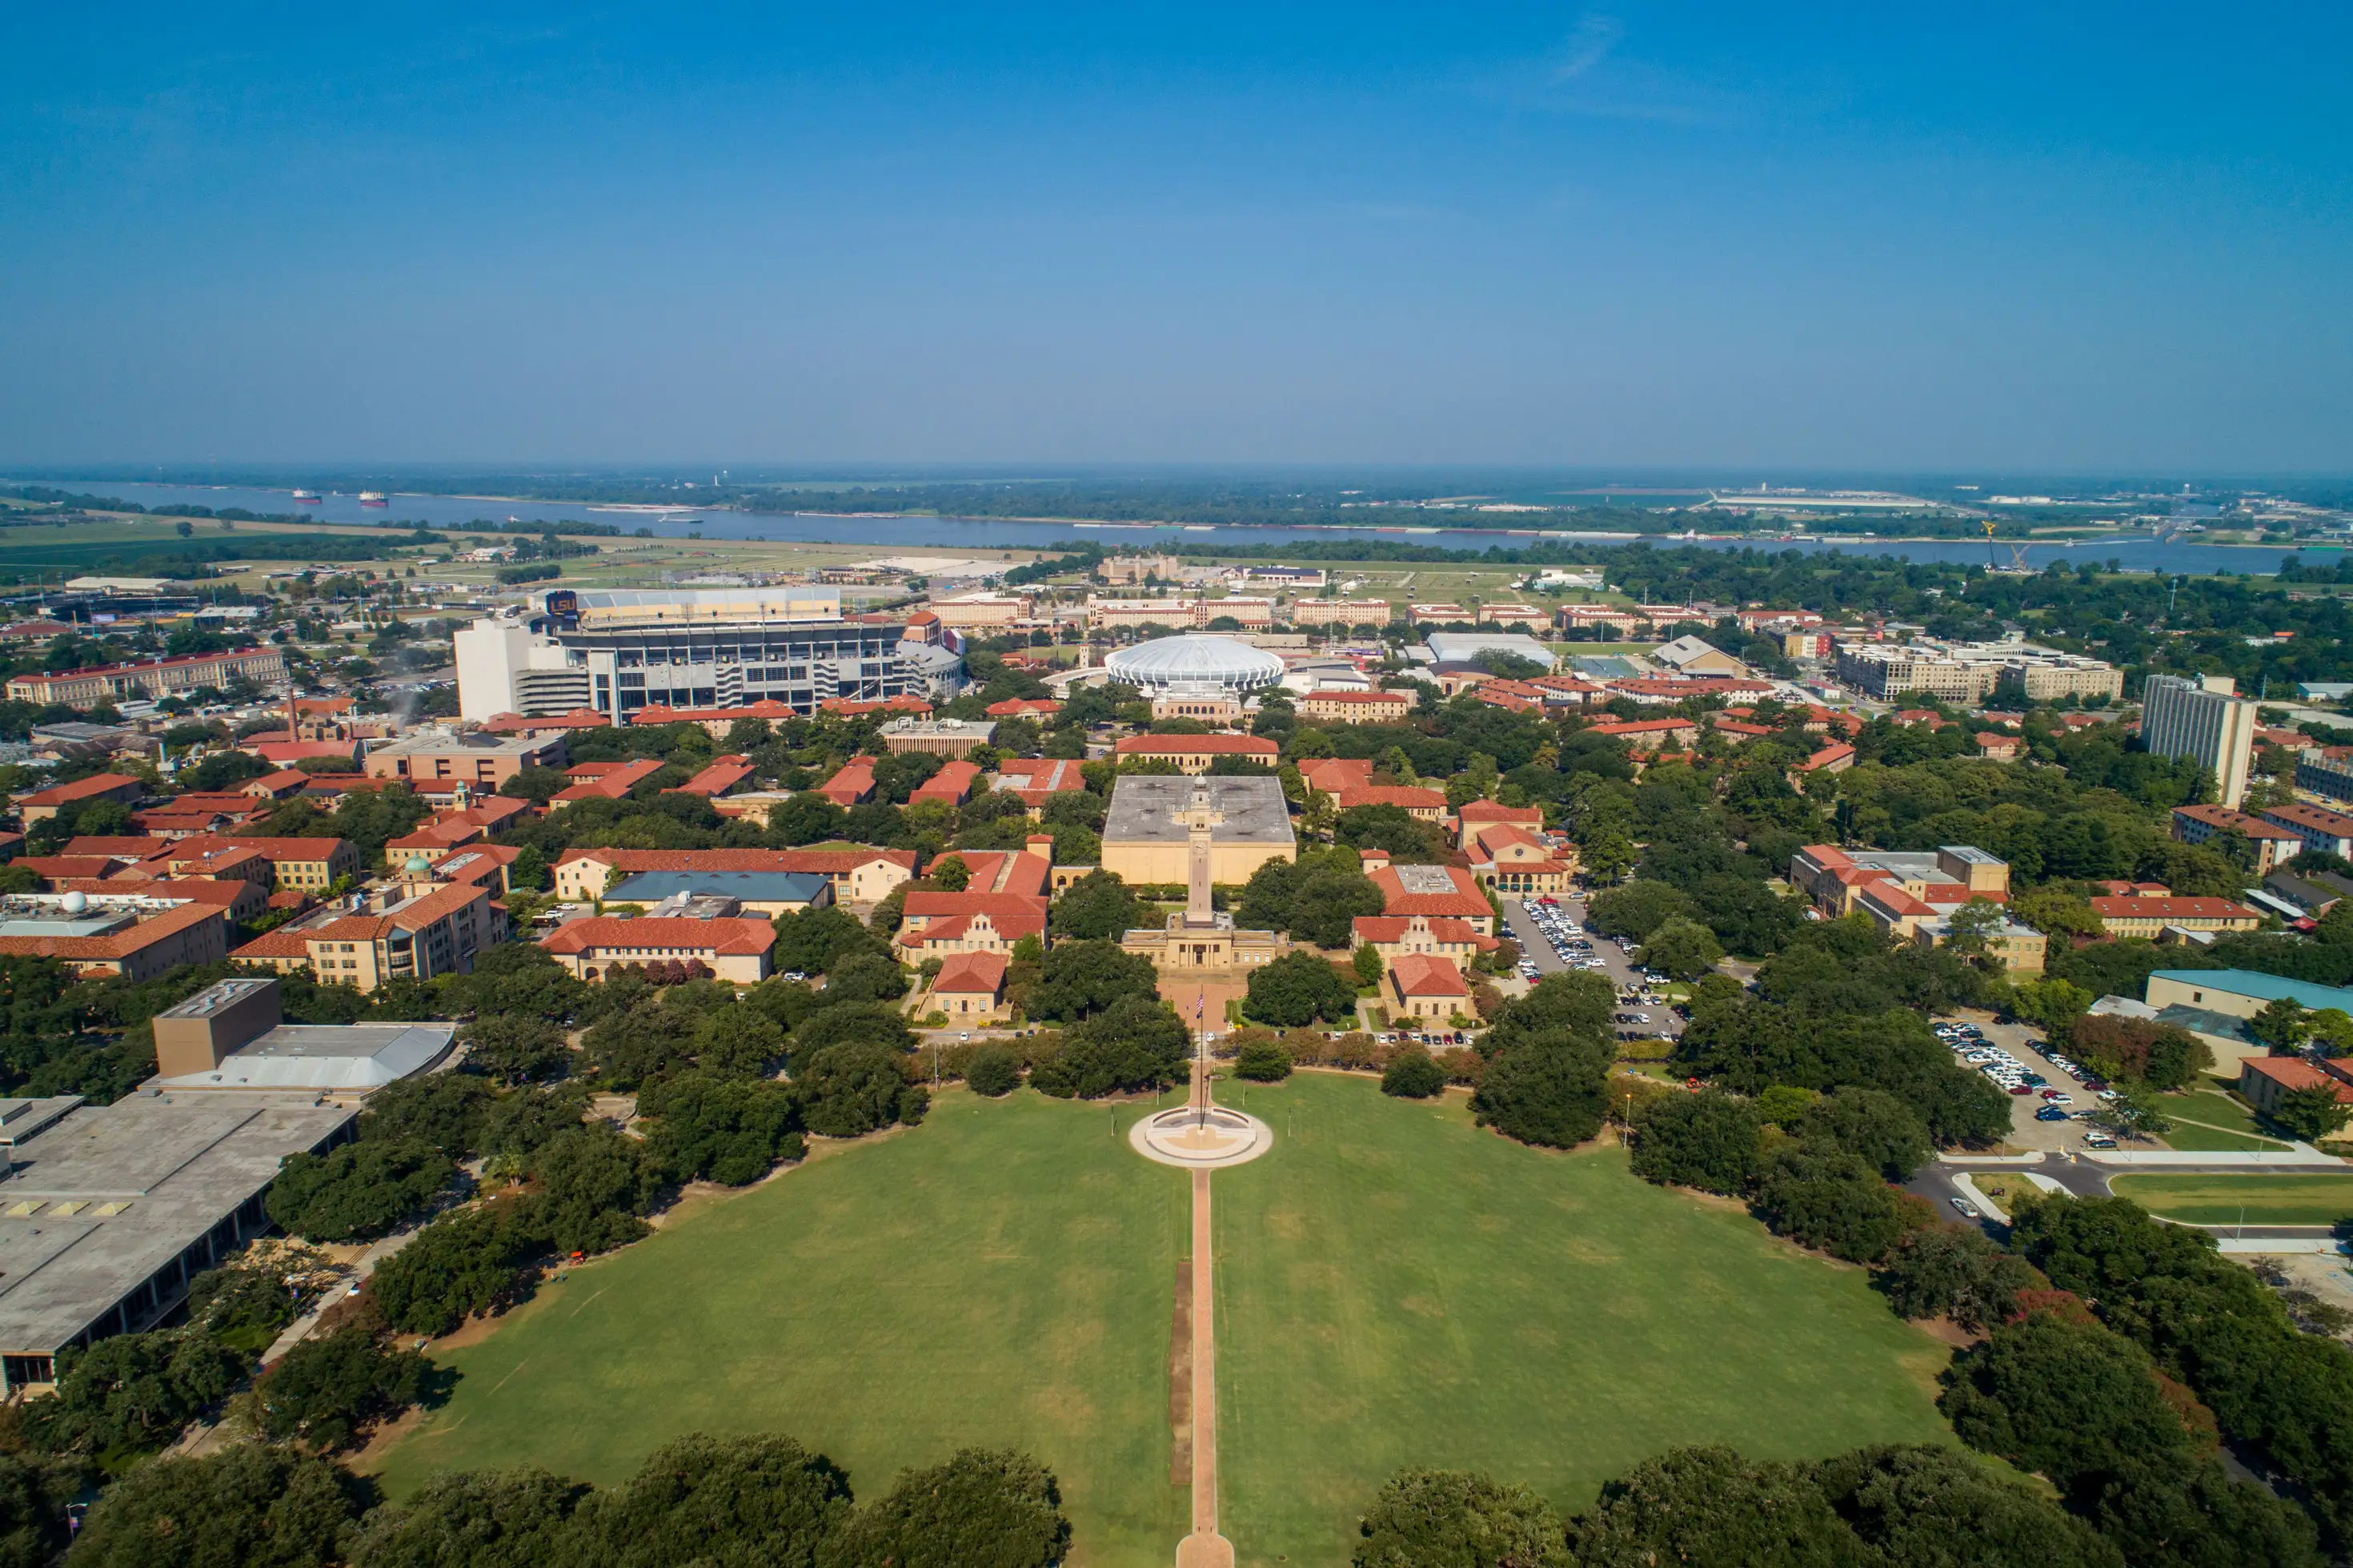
top-left (1501, 893), bottom-right (1682, 1043)
top-left (1906, 1152), bottom-right (2342, 1247)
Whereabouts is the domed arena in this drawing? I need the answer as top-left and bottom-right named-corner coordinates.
top-left (1103, 634), bottom-right (1286, 695)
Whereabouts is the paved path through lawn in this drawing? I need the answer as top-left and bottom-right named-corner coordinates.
top-left (1175, 1058), bottom-right (1236, 1568)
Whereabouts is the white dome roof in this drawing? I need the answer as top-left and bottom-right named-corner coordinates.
top-left (1104, 635), bottom-right (1286, 693)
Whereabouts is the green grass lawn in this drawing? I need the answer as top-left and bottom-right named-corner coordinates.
top-left (372, 1089), bottom-right (1193, 1566)
top-left (2110, 1172), bottom-right (2353, 1226)
top-left (2159, 1088), bottom-right (2295, 1152)
top-left (2159, 1123), bottom-right (2288, 1153)
top-left (2169, 1089), bottom-right (2271, 1137)
top-left (1211, 1076), bottom-right (1955, 1566)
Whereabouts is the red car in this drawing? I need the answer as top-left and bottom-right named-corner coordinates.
top-left (2008, 1085), bottom-right (2035, 1096)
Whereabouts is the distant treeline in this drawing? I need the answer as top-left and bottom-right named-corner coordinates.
top-left (0, 486), bottom-right (623, 540)
top-left (0, 536), bottom-right (422, 582)
top-left (0, 477), bottom-right (2058, 538)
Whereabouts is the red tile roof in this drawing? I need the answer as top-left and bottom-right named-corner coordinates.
top-left (1351, 915), bottom-right (1497, 949)
top-left (2086, 897), bottom-right (2261, 921)
top-left (2172, 804), bottom-right (2300, 839)
top-left (0, 900), bottom-right (220, 961)
top-left (1305, 690), bottom-right (1413, 707)
top-left (14, 856), bottom-right (132, 882)
top-left (992, 757), bottom-right (1086, 803)
top-left (1588, 719), bottom-right (1698, 736)
top-left (985, 698), bottom-right (1063, 717)
top-left (479, 708), bottom-right (611, 732)
top-left (1298, 758), bottom-right (1376, 792)
top-left (171, 835), bottom-right (351, 864)
top-left (1457, 801), bottom-right (1541, 825)
top-left (1368, 863), bottom-right (1491, 920)
top-left (1113, 734), bottom-right (1280, 756)
top-left (932, 951), bottom-right (1008, 994)
top-left (816, 758), bottom-right (877, 806)
top-left (556, 847), bottom-right (916, 876)
top-left (2241, 1056), bottom-right (2353, 1104)
top-left (900, 892), bottom-right (1048, 943)
top-left (243, 741), bottom-right (359, 766)
top-left (17, 774), bottom-right (143, 808)
top-left (927, 848), bottom-right (1052, 899)
top-left (628, 699), bottom-right (801, 727)
top-left (59, 836), bottom-right (173, 862)
top-left (909, 759), bottom-right (983, 804)
top-left (539, 916), bottom-right (777, 957)
top-left (818, 696), bottom-right (933, 717)
top-left (667, 755), bottom-right (757, 798)
top-left (1389, 952), bottom-right (1469, 997)
top-left (552, 758), bottom-right (667, 803)
top-left (230, 928), bottom-right (313, 960)
top-left (1335, 786), bottom-right (1448, 812)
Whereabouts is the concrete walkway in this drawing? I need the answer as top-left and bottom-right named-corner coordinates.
top-left (1172, 1056), bottom-right (1235, 1568)
top-left (174, 1225), bottom-right (427, 1458)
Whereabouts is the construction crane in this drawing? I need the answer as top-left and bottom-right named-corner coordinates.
top-left (1981, 519), bottom-right (2034, 574)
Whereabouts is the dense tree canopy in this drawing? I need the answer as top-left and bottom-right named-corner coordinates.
top-left (1243, 951), bottom-right (1360, 1028)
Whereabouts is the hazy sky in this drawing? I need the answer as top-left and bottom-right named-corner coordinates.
top-left (5, 3), bottom-right (2349, 471)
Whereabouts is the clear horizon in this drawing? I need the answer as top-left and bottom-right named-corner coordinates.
top-left (5, 4), bottom-right (2349, 471)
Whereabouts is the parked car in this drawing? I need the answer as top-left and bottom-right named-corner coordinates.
top-left (2034, 1106), bottom-right (2070, 1121)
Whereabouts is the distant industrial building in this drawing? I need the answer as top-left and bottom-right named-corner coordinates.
top-left (2139, 674), bottom-right (2256, 808)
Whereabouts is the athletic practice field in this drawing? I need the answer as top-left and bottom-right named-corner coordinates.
top-left (375, 1077), bottom-right (1957, 1567)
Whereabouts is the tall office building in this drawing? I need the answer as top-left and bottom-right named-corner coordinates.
top-left (2140, 673), bottom-right (2256, 808)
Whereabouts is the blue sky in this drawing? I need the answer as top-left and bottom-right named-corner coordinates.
top-left (3, 3), bottom-right (2348, 471)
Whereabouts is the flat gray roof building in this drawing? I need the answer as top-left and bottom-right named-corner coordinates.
top-left (1101, 776), bottom-right (1295, 844)
top-left (149, 976), bottom-right (457, 1097)
top-left (604, 870), bottom-right (833, 913)
top-left (1101, 776), bottom-right (1296, 886)
top-left (0, 1091), bottom-right (355, 1389)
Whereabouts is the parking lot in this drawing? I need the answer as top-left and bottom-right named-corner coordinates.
top-left (1504, 894), bottom-right (1683, 1043)
top-left (1934, 1013), bottom-right (2115, 1153)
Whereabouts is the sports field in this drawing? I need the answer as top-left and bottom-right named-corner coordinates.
top-left (1213, 1074), bottom-right (1955, 1566)
top-left (371, 1089), bottom-right (1194, 1565)
top-left (372, 1076), bottom-right (1958, 1568)
top-left (2110, 1172), bottom-right (2353, 1226)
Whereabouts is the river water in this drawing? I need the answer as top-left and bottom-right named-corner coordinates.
top-left (28, 478), bottom-right (2328, 577)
